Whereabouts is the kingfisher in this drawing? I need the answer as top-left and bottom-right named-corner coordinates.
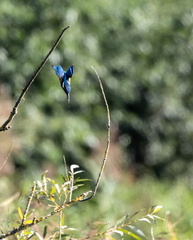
top-left (52, 65), bottom-right (74, 103)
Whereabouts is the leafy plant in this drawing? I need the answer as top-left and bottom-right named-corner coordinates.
top-left (0, 167), bottom-right (164, 240)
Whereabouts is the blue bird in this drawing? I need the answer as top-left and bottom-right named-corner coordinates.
top-left (52, 65), bottom-right (74, 103)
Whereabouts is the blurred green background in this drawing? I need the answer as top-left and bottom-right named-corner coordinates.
top-left (0, 0), bottom-right (193, 238)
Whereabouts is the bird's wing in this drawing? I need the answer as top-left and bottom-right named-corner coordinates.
top-left (66, 66), bottom-right (74, 79)
top-left (52, 65), bottom-right (66, 79)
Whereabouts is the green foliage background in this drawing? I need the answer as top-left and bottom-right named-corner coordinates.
top-left (1, 0), bottom-right (193, 238)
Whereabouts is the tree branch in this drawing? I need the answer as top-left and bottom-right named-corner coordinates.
top-left (79, 66), bottom-right (111, 202)
top-left (0, 26), bottom-right (70, 132)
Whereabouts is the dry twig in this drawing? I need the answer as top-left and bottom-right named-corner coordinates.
top-left (0, 26), bottom-right (69, 132)
top-left (80, 66), bottom-right (111, 201)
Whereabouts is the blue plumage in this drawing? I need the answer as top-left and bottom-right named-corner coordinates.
top-left (52, 65), bottom-right (74, 103)
top-left (66, 66), bottom-right (74, 79)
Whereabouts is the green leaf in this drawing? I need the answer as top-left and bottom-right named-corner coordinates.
top-left (74, 184), bottom-right (84, 188)
top-left (55, 184), bottom-right (60, 194)
top-left (74, 170), bottom-right (84, 175)
top-left (148, 205), bottom-right (162, 215)
top-left (70, 164), bottom-right (80, 173)
top-left (116, 214), bottom-right (128, 226)
top-left (75, 178), bottom-right (91, 182)
top-left (43, 226), bottom-right (47, 238)
top-left (117, 228), bottom-right (143, 240)
top-left (139, 217), bottom-right (151, 224)
top-left (151, 205), bottom-right (163, 214)
top-left (105, 234), bottom-right (117, 240)
top-left (147, 214), bottom-right (157, 223)
top-left (41, 171), bottom-right (48, 181)
top-left (36, 180), bottom-right (42, 188)
top-left (24, 220), bottom-right (33, 224)
top-left (126, 210), bottom-right (143, 223)
top-left (18, 206), bottom-right (23, 220)
top-left (23, 230), bottom-right (34, 235)
top-left (113, 230), bottom-right (124, 236)
top-left (60, 212), bottom-right (65, 227)
top-left (127, 225), bottom-right (148, 239)
top-left (50, 186), bottom-right (56, 195)
top-left (49, 195), bottom-right (55, 202)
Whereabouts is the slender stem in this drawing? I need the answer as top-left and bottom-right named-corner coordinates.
top-left (0, 26), bottom-right (70, 132)
top-left (0, 142), bottom-right (14, 171)
top-left (21, 183), bottom-right (36, 226)
top-left (69, 170), bottom-right (74, 202)
top-left (59, 212), bottom-right (62, 240)
top-left (80, 66), bottom-right (111, 202)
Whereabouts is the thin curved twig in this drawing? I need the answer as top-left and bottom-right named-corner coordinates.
top-left (80, 66), bottom-right (111, 202)
top-left (0, 26), bottom-right (70, 132)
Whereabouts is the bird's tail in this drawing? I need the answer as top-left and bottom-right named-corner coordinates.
top-left (67, 94), bottom-right (70, 103)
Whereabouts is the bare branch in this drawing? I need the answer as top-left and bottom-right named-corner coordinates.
top-left (80, 66), bottom-right (111, 202)
top-left (0, 26), bottom-right (70, 132)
